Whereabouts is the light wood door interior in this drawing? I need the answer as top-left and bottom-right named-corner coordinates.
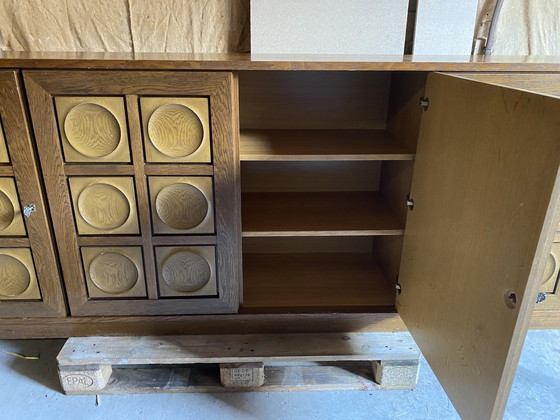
top-left (397, 72), bottom-right (560, 420)
top-left (238, 71), bottom-right (425, 311)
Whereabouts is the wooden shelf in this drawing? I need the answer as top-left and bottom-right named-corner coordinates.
top-left (242, 253), bottom-right (396, 308)
top-left (242, 191), bottom-right (404, 237)
top-left (240, 129), bottom-right (415, 161)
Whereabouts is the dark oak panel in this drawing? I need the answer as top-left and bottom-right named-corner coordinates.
top-left (2, 51), bottom-right (560, 71)
top-left (24, 70), bottom-right (241, 316)
top-left (0, 71), bottom-right (66, 317)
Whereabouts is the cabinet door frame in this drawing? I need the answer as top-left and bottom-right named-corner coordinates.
top-left (397, 72), bottom-right (560, 420)
top-left (0, 71), bottom-right (66, 317)
top-left (24, 70), bottom-right (241, 316)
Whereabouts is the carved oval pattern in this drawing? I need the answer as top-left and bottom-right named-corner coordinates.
top-left (0, 190), bottom-right (15, 231)
top-left (78, 183), bottom-right (131, 230)
top-left (542, 253), bottom-right (556, 285)
top-left (64, 103), bottom-right (121, 158)
top-left (0, 254), bottom-right (31, 297)
top-left (89, 252), bottom-right (139, 294)
top-left (148, 104), bottom-right (204, 158)
top-left (156, 183), bottom-right (209, 230)
top-left (162, 251), bottom-right (211, 293)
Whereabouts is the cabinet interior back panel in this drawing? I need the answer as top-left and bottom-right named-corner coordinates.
top-left (239, 71), bottom-right (391, 129)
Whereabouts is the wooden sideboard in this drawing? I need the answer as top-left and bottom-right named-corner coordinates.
top-left (0, 52), bottom-right (560, 419)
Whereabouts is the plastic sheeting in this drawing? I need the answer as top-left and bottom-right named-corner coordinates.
top-left (0, 0), bottom-right (249, 53)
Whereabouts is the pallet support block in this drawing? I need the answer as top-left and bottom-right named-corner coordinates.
top-left (58, 364), bottom-right (113, 393)
top-left (371, 359), bottom-right (420, 390)
top-left (220, 362), bottom-right (265, 387)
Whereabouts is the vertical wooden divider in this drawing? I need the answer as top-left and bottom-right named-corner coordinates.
top-left (125, 95), bottom-right (158, 300)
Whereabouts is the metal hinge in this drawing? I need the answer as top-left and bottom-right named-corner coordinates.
top-left (406, 194), bottom-right (414, 210)
top-left (419, 97), bottom-right (429, 110)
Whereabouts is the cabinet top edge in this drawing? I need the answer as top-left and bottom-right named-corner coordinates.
top-left (1, 52), bottom-right (560, 72)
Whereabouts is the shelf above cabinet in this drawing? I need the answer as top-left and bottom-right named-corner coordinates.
top-left (241, 191), bottom-right (404, 237)
top-left (240, 129), bottom-right (415, 161)
top-left (242, 253), bottom-right (396, 309)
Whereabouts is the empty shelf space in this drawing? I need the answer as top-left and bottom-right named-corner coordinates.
top-left (240, 129), bottom-right (415, 161)
top-left (242, 192), bottom-right (404, 237)
top-left (242, 253), bottom-right (396, 309)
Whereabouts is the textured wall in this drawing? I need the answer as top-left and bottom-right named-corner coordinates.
top-left (251, 0), bottom-right (409, 55)
top-left (492, 0), bottom-right (560, 55)
top-left (413, 0), bottom-right (478, 55)
top-left (0, 0), bottom-right (249, 53)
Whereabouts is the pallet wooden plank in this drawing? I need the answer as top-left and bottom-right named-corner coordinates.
top-left (57, 333), bottom-right (420, 366)
top-left (63, 362), bottom-right (393, 395)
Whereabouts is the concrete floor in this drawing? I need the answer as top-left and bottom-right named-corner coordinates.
top-left (0, 330), bottom-right (558, 420)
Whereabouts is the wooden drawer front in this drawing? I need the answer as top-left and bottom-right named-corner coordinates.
top-left (24, 70), bottom-right (241, 316)
top-left (0, 71), bottom-right (66, 317)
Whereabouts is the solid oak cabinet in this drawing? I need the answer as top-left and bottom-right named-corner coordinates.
top-left (0, 54), bottom-right (560, 420)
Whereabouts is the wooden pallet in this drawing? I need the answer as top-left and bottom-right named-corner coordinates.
top-left (56, 333), bottom-right (421, 394)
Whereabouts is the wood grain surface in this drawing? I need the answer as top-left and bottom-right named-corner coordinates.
top-left (64, 103), bottom-right (121, 157)
top-left (0, 122), bottom-right (8, 163)
top-left (3, 51), bottom-right (560, 71)
top-left (0, 312), bottom-right (407, 339)
top-left (148, 104), bottom-right (203, 157)
top-left (397, 73), bottom-right (560, 420)
top-left (65, 363), bottom-right (386, 395)
top-left (25, 71), bottom-right (241, 315)
top-left (242, 192), bottom-right (404, 237)
top-left (239, 71), bottom-right (390, 130)
top-left (140, 97), bottom-right (211, 163)
top-left (155, 183), bottom-right (208, 230)
top-left (240, 129), bottom-right (415, 161)
top-left (88, 252), bottom-right (139, 294)
top-left (0, 71), bottom-right (66, 316)
top-left (69, 177), bottom-right (138, 235)
top-left (149, 176), bottom-right (214, 235)
top-left (0, 254), bottom-right (30, 296)
top-left (0, 248), bottom-right (41, 300)
top-left (243, 253), bottom-right (396, 308)
top-left (0, 188), bottom-right (14, 230)
top-left (58, 333), bottom-right (419, 365)
top-left (55, 96), bottom-right (131, 163)
top-left (161, 251), bottom-right (211, 292)
top-left (77, 183), bottom-right (131, 230)
top-left (156, 246), bottom-right (217, 297)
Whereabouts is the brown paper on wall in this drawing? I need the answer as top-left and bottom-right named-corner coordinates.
top-left (0, 0), bottom-right (249, 53)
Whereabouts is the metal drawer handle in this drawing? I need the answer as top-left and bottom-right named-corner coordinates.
top-left (23, 204), bottom-right (36, 218)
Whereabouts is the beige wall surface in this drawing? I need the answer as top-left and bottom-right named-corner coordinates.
top-left (492, 0), bottom-right (560, 55)
top-left (0, 0), bottom-right (249, 53)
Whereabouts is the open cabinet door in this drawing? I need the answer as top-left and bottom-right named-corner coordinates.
top-left (397, 73), bottom-right (560, 420)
